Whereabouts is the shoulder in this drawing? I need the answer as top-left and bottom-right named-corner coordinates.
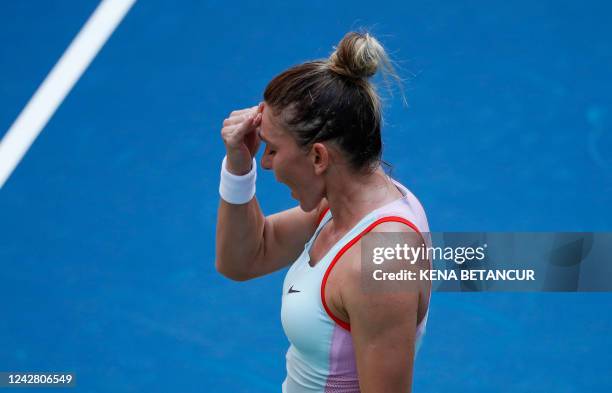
top-left (339, 221), bottom-right (421, 333)
top-left (336, 220), bottom-right (421, 279)
top-left (371, 220), bottom-right (418, 233)
top-left (328, 218), bottom-right (423, 295)
top-left (334, 218), bottom-right (423, 320)
top-left (334, 221), bottom-right (422, 393)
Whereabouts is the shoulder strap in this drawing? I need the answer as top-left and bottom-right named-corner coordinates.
top-left (316, 207), bottom-right (330, 227)
top-left (320, 215), bottom-right (423, 331)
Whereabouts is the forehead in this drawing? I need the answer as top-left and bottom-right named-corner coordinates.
top-left (261, 105), bottom-right (286, 140)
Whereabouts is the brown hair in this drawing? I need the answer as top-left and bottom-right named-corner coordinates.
top-left (263, 31), bottom-right (401, 173)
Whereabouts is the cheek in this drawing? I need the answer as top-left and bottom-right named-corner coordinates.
top-left (272, 155), bottom-right (289, 182)
top-left (275, 147), bottom-right (308, 186)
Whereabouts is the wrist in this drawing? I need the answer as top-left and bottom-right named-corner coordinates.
top-left (225, 157), bottom-right (253, 176)
top-left (219, 156), bottom-right (257, 204)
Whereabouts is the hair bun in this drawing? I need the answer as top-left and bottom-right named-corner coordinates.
top-left (328, 32), bottom-right (385, 79)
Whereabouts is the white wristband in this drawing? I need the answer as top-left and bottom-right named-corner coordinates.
top-left (219, 156), bottom-right (257, 204)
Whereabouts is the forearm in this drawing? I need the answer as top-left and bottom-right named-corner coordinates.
top-left (215, 196), bottom-right (265, 280)
top-left (215, 102), bottom-right (265, 280)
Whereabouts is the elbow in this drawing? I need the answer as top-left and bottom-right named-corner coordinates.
top-left (215, 259), bottom-right (252, 282)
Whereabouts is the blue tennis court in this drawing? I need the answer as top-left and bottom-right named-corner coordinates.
top-left (1, 1), bottom-right (611, 391)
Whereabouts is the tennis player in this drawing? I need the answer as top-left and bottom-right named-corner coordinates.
top-left (216, 31), bottom-right (431, 393)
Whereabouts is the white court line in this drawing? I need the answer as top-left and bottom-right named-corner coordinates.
top-left (0, 0), bottom-right (137, 189)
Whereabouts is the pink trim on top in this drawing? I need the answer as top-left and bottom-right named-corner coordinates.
top-left (325, 324), bottom-right (360, 392)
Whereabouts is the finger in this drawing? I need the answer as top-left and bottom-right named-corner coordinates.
top-left (233, 112), bottom-right (258, 137)
top-left (223, 112), bottom-right (253, 127)
top-left (228, 106), bottom-right (259, 118)
top-left (252, 133), bottom-right (262, 156)
top-left (244, 124), bottom-right (261, 154)
top-left (253, 112), bottom-right (262, 125)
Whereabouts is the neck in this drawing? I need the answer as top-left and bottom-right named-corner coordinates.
top-left (324, 166), bottom-right (403, 233)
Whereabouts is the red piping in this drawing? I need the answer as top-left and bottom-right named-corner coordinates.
top-left (317, 207), bottom-right (330, 226)
top-left (320, 216), bottom-right (422, 332)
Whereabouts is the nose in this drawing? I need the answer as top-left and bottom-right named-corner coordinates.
top-left (261, 148), bottom-right (273, 170)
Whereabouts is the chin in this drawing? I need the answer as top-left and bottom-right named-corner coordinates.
top-left (299, 202), bottom-right (317, 213)
top-left (297, 196), bottom-right (319, 213)
top-left (291, 188), bottom-right (318, 212)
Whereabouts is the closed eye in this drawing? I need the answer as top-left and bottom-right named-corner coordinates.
top-left (258, 130), bottom-right (277, 154)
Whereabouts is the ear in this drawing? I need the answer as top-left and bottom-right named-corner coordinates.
top-left (309, 142), bottom-right (329, 175)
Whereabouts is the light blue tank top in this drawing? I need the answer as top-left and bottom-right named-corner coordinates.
top-left (280, 179), bottom-right (431, 393)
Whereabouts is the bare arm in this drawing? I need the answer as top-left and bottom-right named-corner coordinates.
top-left (214, 103), bottom-right (327, 281)
top-left (216, 197), bottom-right (326, 281)
top-left (340, 222), bottom-right (425, 392)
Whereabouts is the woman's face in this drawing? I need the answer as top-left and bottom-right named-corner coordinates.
top-left (258, 105), bottom-right (323, 212)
